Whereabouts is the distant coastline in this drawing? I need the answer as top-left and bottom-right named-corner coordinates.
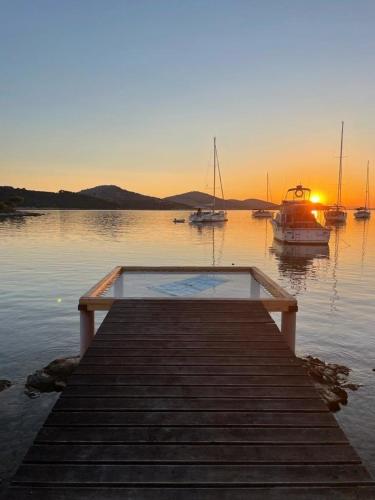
top-left (0, 185), bottom-right (279, 211)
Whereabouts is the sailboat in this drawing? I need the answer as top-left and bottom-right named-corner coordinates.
top-left (324, 122), bottom-right (347, 224)
top-left (189, 138), bottom-right (228, 223)
top-left (252, 173), bottom-right (274, 218)
top-left (354, 161), bottom-right (371, 219)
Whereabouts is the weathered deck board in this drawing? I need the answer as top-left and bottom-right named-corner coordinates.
top-left (35, 426), bottom-right (350, 444)
top-left (7, 298), bottom-right (375, 499)
top-left (62, 385), bottom-right (319, 397)
top-left (6, 486), bottom-right (375, 500)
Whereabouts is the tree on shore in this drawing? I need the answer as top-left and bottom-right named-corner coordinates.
top-left (0, 196), bottom-right (24, 212)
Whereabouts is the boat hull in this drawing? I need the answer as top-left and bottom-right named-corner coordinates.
top-left (271, 220), bottom-right (330, 245)
top-left (252, 210), bottom-right (273, 218)
top-left (324, 211), bottom-right (347, 223)
top-left (354, 210), bottom-right (371, 219)
top-left (189, 211), bottom-right (228, 223)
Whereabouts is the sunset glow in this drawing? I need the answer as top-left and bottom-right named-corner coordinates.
top-left (0, 2), bottom-right (374, 207)
top-left (311, 194), bottom-right (322, 204)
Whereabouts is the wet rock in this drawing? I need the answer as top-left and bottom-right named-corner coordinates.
top-left (25, 355), bottom-right (79, 397)
top-left (342, 383), bottom-right (361, 391)
top-left (26, 370), bottom-right (56, 392)
top-left (44, 356), bottom-right (79, 378)
top-left (0, 379), bottom-right (11, 392)
top-left (298, 356), bottom-right (359, 412)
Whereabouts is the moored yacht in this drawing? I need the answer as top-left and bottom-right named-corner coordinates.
top-left (354, 161), bottom-right (371, 220)
top-left (190, 138), bottom-right (228, 223)
top-left (252, 173), bottom-right (273, 218)
top-left (324, 122), bottom-right (347, 224)
top-left (271, 185), bottom-right (330, 245)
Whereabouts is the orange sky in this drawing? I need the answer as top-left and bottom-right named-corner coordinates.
top-left (2, 136), bottom-right (373, 207)
top-left (2, 3), bottom-right (375, 207)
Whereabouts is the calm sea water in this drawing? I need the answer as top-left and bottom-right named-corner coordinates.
top-left (0, 210), bottom-right (374, 484)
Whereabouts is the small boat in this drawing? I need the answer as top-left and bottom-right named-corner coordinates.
top-left (252, 173), bottom-right (273, 218)
top-left (354, 161), bottom-right (371, 220)
top-left (324, 122), bottom-right (347, 224)
top-left (252, 209), bottom-right (273, 218)
top-left (173, 218), bottom-right (186, 223)
top-left (271, 185), bottom-right (330, 245)
top-left (190, 138), bottom-right (228, 223)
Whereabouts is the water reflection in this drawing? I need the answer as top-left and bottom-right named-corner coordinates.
top-left (1, 210), bottom-right (375, 481)
top-left (359, 219), bottom-right (370, 274)
top-left (270, 240), bottom-right (329, 294)
top-left (189, 222), bottom-right (226, 266)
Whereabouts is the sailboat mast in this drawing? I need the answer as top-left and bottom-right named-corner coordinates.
top-left (365, 160), bottom-right (370, 209)
top-left (266, 172), bottom-right (269, 203)
top-left (213, 137), bottom-right (216, 212)
top-left (337, 121), bottom-right (344, 207)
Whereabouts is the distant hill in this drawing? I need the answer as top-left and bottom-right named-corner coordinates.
top-left (1, 185), bottom-right (280, 211)
top-left (164, 191), bottom-right (279, 210)
top-left (0, 186), bottom-right (118, 210)
top-left (79, 185), bottom-right (187, 209)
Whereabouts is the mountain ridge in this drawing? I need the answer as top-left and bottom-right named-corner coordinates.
top-left (164, 190), bottom-right (279, 210)
top-left (79, 185), bottom-right (186, 209)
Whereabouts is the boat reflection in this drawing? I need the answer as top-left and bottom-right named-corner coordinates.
top-left (270, 239), bottom-right (330, 294)
top-left (190, 221), bottom-right (226, 266)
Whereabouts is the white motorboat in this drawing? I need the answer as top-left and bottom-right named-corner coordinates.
top-left (324, 122), bottom-right (347, 224)
top-left (271, 185), bottom-right (331, 245)
top-left (252, 173), bottom-right (273, 218)
top-left (354, 161), bottom-right (371, 220)
top-left (190, 138), bottom-right (228, 224)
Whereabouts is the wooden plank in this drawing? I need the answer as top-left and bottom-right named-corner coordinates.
top-left (107, 299), bottom-right (274, 315)
top-left (83, 348), bottom-right (292, 357)
top-left (80, 356), bottom-right (301, 366)
top-left (61, 385), bottom-right (319, 398)
top-left (94, 333), bottom-right (283, 341)
top-left (24, 444), bottom-right (359, 464)
top-left (35, 426), bottom-right (350, 444)
top-left (81, 266), bottom-right (122, 299)
top-left (7, 486), bottom-right (375, 500)
top-left (251, 267), bottom-right (296, 300)
top-left (96, 323), bottom-right (280, 334)
top-left (75, 365), bottom-right (305, 376)
top-left (68, 374), bottom-right (311, 386)
top-left (55, 397), bottom-right (327, 412)
top-left (104, 314), bottom-right (274, 324)
top-left (89, 340), bottom-right (289, 349)
top-left (110, 297), bottom-right (267, 306)
top-left (45, 411), bottom-right (338, 427)
top-left (13, 463), bottom-right (372, 485)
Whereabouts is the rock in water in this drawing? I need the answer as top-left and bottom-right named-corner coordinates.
top-left (25, 355), bottom-right (79, 396)
top-left (0, 379), bottom-right (11, 392)
top-left (44, 356), bottom-right (80, 378)
top-left (299, 356), bottom-right (360, 412)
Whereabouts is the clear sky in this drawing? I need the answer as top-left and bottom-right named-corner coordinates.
top-left (1, 0), bottom-right (375, 205)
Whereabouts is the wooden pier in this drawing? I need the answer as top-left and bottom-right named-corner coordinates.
top-left (6, 268), bottom-right (375, 499)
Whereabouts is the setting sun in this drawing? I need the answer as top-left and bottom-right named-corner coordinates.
top-left (311, 194), bottom-right (322, 203)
